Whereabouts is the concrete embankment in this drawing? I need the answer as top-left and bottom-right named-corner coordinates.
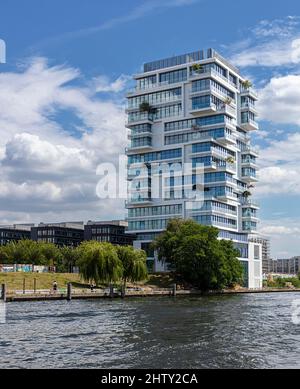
top-left (2, 284), bottom-right (300, 303)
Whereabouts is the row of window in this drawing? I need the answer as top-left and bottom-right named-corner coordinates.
top-left (234, 243), bottom-right (248, 259)
top-left (165, 127), bottom-right (233, 146)
top-left (159, 68), bottom-right (188, 84)
top-left (90, 227), bottom-right (123, 235)
top-left (242, 208), bottom-right (258, 218)
top-left (0, 231), bottom-right (30, 238)
top-left (241, 111), bottom-right (256, 123)
top-left (204, 185), bottom-right (235, 197)
top-left (192, 79), bottom-right (235, 99)
top-left (128, 204), bottom-right (182, 218)
top-left (203, 172), bottom-right (234, 184)
top-left (193, 214), bottom-right (237, 227)
top-left (136, 75), bottom-right (157, 90)
top-left (242, 221), bottom-right (257, 230)
top-left (131, 137), bottom-right (152, 148)
top-left (128, 218), bottom-right (172, 231)
top-left (130, 123), bottom-right (152, 136)
top-left (187, 200), bottom-right (237, 214)
top-left (161, 185), bottom-right (236, 201)
top-left (242, 167), bottom-right (256, 177)
top-left (192, 141), bottom-right (235, 156)
top-left (241, 96), bottom-right (256, 107)
top-left (219, 229), bottom-right (248, 242)
top-left (128, 103), bottom-right (182, 123)
top-left (128, 148), bottom-right (182, 164)
top-left (91, 236), bottom-right (132, 243)
top-left (190, 62), bottom-right (227, 78)
top-left (37, 230), bottom-right (82, 238)
top-left (128, 87), bottom-right (181, 109)
top-left (164, 114), bottom-right (232, 132)
top-left (242, 155), bottom-right (256, 164)
top-left (191, 94), bottom-right (223, 110)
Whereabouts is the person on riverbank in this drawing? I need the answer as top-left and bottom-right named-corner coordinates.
top-left (52, 281), bottom-right (58, 293)
top-left (90, 283), bottom-right (96, 292)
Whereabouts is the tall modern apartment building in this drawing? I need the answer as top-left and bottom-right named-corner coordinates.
top-left (125, 49), bottom-right (262, 288)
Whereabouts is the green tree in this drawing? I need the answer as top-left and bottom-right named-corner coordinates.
top-left (39, 243), bottom-right (63, 268)
top-left (116, 246), bottom-right (148, 294)
top-left (77, 242), bottom-right (123, 285)
top-left (153, 219), bottom-right (243, 291)
top-left (0, 240), bottom-right (47, 265)
top-left (59, 246), bottom-right (80, 273)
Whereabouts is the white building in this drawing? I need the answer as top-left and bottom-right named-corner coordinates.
top-left (125, 49), bottom-right (262, 288)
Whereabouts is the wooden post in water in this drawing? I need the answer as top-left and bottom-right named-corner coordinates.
top-left (172, 283), bottom-right (177, 297)
top-left (121, 284), bottom-right (125, 299)
top-left (109, 284), bottom-right (114, 298)
top-left (1, 284), bottom-right (6, 302)
top-left (23, 278), bottom-right (26, 295)
top-left (67, 283), bottom-right (72, 301)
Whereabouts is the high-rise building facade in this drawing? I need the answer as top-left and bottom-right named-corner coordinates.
top-left (126, 49), bottom-right (262, 288)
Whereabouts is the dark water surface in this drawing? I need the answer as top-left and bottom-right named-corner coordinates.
top-left (1, 293), bottom-right (300, 369)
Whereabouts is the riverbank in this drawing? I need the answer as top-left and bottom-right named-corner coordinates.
top-left (0, 272), bottom-right (176, 290)
top-left (2, 285), bottom-right (300, 302)
top-left (1, 272), bottom-right (300, 303)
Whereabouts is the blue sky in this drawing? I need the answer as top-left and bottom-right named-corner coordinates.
top-left (1, 0), bottom-right (300, 258)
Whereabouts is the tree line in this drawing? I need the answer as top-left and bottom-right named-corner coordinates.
top-left (0, 219), bottom-right (245, 291)
top-left (0, 240), bottom-right (148, 289)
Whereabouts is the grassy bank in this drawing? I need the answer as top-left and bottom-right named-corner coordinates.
top-left (0, 272), bottom-right (177, 291)
top-left (0, 273), bottom-right (83, 290)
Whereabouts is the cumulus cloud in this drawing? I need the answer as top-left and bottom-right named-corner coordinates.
top-left (258, 74), bottom-right (300, 125)
top-left (230, 16), bottom-right (300, 67)
top-left (255, 132), bottom-right (300, 196)
top-left (0, 57), bottom-right (128, 224)
top-left (259, 219), bottom-right (300, 258)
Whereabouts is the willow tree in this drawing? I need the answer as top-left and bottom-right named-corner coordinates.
top-left (77, 242), bottom-right (123, 285)
top-left (116, 246), bottom-right (148, 294)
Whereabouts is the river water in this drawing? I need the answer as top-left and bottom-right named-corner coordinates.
top-left (0, 293), bottom-right (300, 369)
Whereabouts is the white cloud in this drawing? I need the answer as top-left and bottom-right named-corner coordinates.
top-left (258, 74), bottom-right (300, 125)
top-left (259, 219), bottom-right (300, 258)
top-left (230, 16), bottom-right (300, 67)
top-left (94, 75), bottom-right (131, 93)
top-left (0, 57), bottom-right (128, 224)
top-left (255, 132), bottom-right (300, 196)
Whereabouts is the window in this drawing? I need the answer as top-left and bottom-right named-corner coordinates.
top-left (128, 148), bottom-right (182, 164)
top-left (136, 75), bottom-right (157, 90)
top-left (128, 88), bottom-right (181, 109)
top-left (159, 69), bottom-right (187, 84)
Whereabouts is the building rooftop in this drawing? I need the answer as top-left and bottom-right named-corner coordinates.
top-left (143, 48), bottom-right (240, 75)
top-left (86, 220), bottom-right (128, 227)
top-left (37, 222), bottom-right (84, 230)
top-left (0, 224), bottom-right (33, 231)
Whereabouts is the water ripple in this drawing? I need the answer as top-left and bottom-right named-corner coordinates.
top-left (0, 293), bottom-right (300, 368)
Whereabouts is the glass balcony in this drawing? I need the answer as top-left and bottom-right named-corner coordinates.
top-left (190, 102), bottom-right (217, 115)
top-left (240, 86), bottom-right (258, 100)
top-left (245, 146), bottom-right (259, 155)
top-left (241, 199), bottom-right (260, 208)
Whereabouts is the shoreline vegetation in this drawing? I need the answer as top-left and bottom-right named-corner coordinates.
top-left (1, 221), bottom-right (300, 303)
top-left (1, 272), bottom-right (300, 303)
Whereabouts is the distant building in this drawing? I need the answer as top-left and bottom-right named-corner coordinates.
top-left (0, 220), bottom-right (137, 248)
top-left (0, 225), bottom-right (32, 245)
top-left (84, 220), bottom-right (136, 246)
top-left (30, 222), bottom-right (84, 247)
top-left (274, 257), bottom-right (300, 275)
